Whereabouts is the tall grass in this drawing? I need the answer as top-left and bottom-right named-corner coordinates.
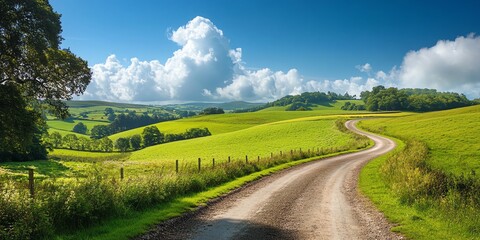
top-left (0, 121), bottom-right (370, 239)
top-left (361, 124), bottom-right (480, 238)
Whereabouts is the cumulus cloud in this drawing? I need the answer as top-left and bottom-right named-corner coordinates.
top-left (356, 63), bottom-right (372, 73)
top-left (81, 17), bottom-right (480, 102)
top-left (399, 34), bottom-right (480, 98)
top-left (81, 16), bottom-right (377, 102)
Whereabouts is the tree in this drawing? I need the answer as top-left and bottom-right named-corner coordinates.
top-left (0, 0), bottom-right (91, 161)
top-left (72, 122), bottom-right (87, 134)
top-left (63, 134), bottom-right (78, 150)
top-left (0, 84), bottom-right (45, 161)
top-left (129, 134), bottom-right (142, 150)
top-left (99, 137), bottom-right (113, 152)
top-left (200, 107), bottom-right (225, 115)
top-left (48, 131), bottom-right (62, 148)
top-left (115, 138), bottom-right (130, 152)
top-left (90, 125), bottom-right (111, 139)
top-left (104, 107), bottom-right (114, 116)
top-left (142, 126), bottom-right (163, 147)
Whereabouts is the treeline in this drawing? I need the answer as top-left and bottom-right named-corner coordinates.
top-left (233, 91), bottom-right (355, 112)
top-left (340, 102), bottom-right (366, 111)
top-left (48, 127), bottom-right (211, 152)
top-left (359, 86), bottom-right (473, 112)
top-left (89, 112), bottom-right (178, 139)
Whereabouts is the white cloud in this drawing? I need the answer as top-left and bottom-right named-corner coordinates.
top-left (81, 17), bottom-right (480, 103)
top-left (356, 63), bottom-right (372, 73)
top-left (399, 34), bottom-right (480, 98)
top-left (81, 16), bottom-right (376, 102)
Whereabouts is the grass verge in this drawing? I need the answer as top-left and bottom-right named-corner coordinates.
top-left (62, 148), bottom-right (369, 240)
top-left (358, 118), bottom-right (480, 239)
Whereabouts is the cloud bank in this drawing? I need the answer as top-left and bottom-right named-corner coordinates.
top-left (81, 17), bottom-right (480, 102)
top-left (398, 34), bottom-right (480, 98)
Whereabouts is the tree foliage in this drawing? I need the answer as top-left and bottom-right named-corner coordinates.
top-left (200, 107), bottom-right (225, 115)
top-left (115, 138), bottom-right (130, 152)
top-left (359, 86), bottom-right (472, 112)
top-left (142, 126), bottom-right (164, 147)
top-left (72, 122), bottom-right (87, 134)
top-left (0, 0), bottom-right (91, 161)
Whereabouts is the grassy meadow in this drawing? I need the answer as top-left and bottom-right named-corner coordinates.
top-left (359, 105), bottom-right (480, 240)
top-left (0, 102), bottom-right (389, 239)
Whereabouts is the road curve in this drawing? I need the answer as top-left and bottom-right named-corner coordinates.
top-left (138, 120), bottom-right (402, 240)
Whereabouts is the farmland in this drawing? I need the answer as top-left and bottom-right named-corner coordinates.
top-left (1, 103), bottom-right (391, 239)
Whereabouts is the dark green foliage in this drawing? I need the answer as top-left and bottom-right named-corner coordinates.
top-left (0, 84), bottom-right (48, 161)
top-left (72, 122), bottom-right (87, 134)
top-left (340, 101), bottom-right (366, 111)
top-left (0, 0), bottom-right (91, 161)
top-left (183, 128), bottom-right (211, 139)
top-left (234, 91), bottom-right (355, 112)
top-left (200, 107), bottom-right (225, 115)
top-left (285, 102), bottom-right (312, 111)
top-left (129, 135), bottom-right (142, 150)
top-left (104, 107), bottom-right (114, 116)
top-left (360, 86), bottom-right (472, 112)
top-left (115, 138), bottom-right (130, 152)
top-left (0, 0), bottom-right (91, 119)
top-left (107, 113), bottom-right (116, 122)
top-left (142, 126), bottom-right (164, 147)
top-left (109, 113), bottom-right (177, 133)
top-left (90, 125), bottom-right (112, 139)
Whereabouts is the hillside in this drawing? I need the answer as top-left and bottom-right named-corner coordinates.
top-left (358, 105), bottom-right (480, 239)
top-left (359, 105), bottom-right (480, 175)
top-left (108, 100), bottom-right (389, 141)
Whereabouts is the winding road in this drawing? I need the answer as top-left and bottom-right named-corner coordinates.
top-left (138, 120), bottom-right (402, 240)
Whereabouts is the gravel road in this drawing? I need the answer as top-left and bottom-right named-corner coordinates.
top-left (137, 120), bottom-right (404, 240)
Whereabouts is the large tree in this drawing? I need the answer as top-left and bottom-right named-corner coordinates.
top-left (0, 0), bottom-right (91, 161)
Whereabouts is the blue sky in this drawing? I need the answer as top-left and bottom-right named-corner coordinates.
top-left (50, 0), bottom-right (480, 102)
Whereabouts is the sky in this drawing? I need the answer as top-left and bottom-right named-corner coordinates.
top-left (50, 0), bottom-right (480, 102)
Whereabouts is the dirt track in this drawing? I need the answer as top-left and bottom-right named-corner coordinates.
top-left (137, 120), bottom-right (403, 240)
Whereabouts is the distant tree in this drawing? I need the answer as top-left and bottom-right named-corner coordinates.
top-left (183, 128), bottom-right (211, 139)
top-left (63, 134), bottom-right (78, 150)
top-left (77, 137), bottom-right (90, 151)
top-left (72, 122), bottom-right (88, 134)
top-left (107, 113), bottom-right (116, 122)
top-left (49, 131), bottom-right (63, 148)
top-left (129, 134), bottom-right (142, 150)
top-left (164, 133), bottom-right (185, 142)
top-left (200, 107), bottom-right (225, 115)
top-left (90, 125), bottom-right (112, 139)
top-left (79, 112), bottom-right (88, 118)
top-left (104, 107), bottom-right (114, 116)
top-left (99, 137), bottom-right (113, 152)
top-left (115, 138), bottom-right (130, 152)
top-left (142, 126), bottom-right (164, 147)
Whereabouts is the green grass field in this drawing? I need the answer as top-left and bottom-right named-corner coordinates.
top-left (360, 105), bottom-right (480, 176)
top-left (47, 119), bottom-right (109, 134)
top-left (358, 105), bottom-right (480, 239)
top-left (109, 100), bottom-right (395, 141)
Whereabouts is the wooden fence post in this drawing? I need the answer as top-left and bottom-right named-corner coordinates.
top-left (271, 152), bottom-right (273, 158)
top-left (228, 156), bottom-right (231, 163)
top-left (257, 156), bottom-right (260, 162)
top-left (212, 158), bottom-right (215, 168)
top-left (176, 160), bottom-right (179, 173)
top-left (198, 158), bottom-right (201, 172)
top-left (246, 155), bottom-right (248, 164)
top-left (290, 149), bottom-right (293, 156)
top-left (28, 168), bottom-right (34, 199)
top-left (280, 151), bottom-right (282, 156)
top-left (120, 167), bottom-right (124, 180)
